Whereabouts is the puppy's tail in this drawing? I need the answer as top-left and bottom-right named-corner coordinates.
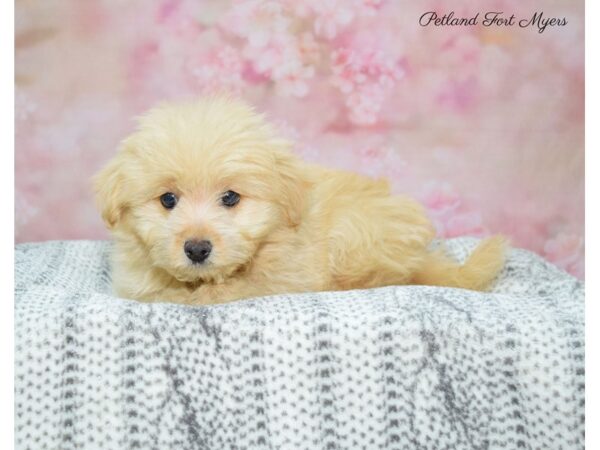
top-left (412, 236), bottom-right (507, 291)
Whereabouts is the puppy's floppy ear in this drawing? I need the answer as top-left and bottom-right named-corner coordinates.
top-left (93, 154), bottom-right (129, 230)
top-left (273, 148), bottom-right (307, 227)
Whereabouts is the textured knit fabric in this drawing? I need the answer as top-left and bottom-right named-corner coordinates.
top-left (15, 238), bottom-right (584, 450)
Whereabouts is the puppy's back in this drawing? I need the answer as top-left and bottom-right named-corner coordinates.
top-left (308, 168), bottom-right (435, 290)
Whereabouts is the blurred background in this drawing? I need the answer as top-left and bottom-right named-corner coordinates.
top-left (15, 0), bottom-right (584, 278)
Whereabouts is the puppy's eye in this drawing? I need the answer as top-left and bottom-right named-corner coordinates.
top-left (221, 190), bottom-right (240, 208)
top-left (160, 192), bottom-right (178, 209)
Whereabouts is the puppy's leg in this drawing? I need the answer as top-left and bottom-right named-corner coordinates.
top-left (411, 236), bottom-right (507, 291)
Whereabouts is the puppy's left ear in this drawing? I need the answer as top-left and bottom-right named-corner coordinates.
top-left (93, 155), bottom-right (129, 230)
top-left (273, 149), bottom-right (307, 227)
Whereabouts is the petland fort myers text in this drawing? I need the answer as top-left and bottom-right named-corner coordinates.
top-left (419, 11), bottom-right (567, 33)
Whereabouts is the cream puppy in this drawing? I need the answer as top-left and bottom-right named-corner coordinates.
top-left (94, 96), bottom-right (506, 305)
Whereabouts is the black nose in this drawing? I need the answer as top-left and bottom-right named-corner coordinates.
top-left (184, 240), bottom-right (212, 264)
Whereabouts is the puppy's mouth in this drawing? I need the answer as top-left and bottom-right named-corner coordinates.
top-left (165, 260), bottom-right (227, 285)
top-left (170, 261), bottom-right (214, 282)
top-left (186, 258), bottom-right (212, 267)
top-left (169, 259), bottom-right (248, 286)
top-left (184, 278), bottom-right (204, 291)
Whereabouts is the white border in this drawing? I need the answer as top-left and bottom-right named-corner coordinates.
top-left (6, 0), bottom-right (591, 446)
top-left (2, 0), bottom-right (15, 447)
top-left (586, 0), bottom-right (596, 444)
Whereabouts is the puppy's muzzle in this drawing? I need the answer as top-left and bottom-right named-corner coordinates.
top-left (184, 239), bottom-right (212, 264)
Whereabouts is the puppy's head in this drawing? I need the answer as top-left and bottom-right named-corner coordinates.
top-left (94, 96), bottom-right (305, 283)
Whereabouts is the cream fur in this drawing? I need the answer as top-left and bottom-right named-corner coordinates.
top-left (93, 96), bottom-right (507, 305)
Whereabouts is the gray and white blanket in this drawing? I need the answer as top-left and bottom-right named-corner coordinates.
top-left (15, 238), bottom-right (584, 449)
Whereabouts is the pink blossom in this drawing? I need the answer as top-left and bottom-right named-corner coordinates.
top-left (313, 0), bottom-right (354, 40)
top-left (243, 34), bottom-right (315, 97)
top-left (247, 34), bottom-right (297, 74)
top-left (191, 46), bottom-right (246, 94)
top-left (331, 47), bottom-right (404, 124)
top-left (275, 63), bottom-right (315, 97)
top-left (297, 32), bottom-right (320, 65)
top-left (223, 0), bottom-right (290, 48)
top-left (345, 84), bottom-right (386, 124)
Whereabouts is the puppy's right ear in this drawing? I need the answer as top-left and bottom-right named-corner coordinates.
top-left (93, 155), bottom-right (128, 230)
top-left (273, 148), bottom-right (307, 227)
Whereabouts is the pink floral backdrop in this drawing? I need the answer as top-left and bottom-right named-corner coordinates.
top-left (15, 0), bottom-right (584, 278)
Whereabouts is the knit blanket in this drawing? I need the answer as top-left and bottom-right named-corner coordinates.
top-left (14, 238), bottom-right (584, 449)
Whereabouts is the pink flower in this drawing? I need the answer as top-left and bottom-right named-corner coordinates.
top-left (345, 84), bottom-right (385, 124)
top-left (243, 34), bottom-right (315, 97)
top-left (275, 63), bottom-right (315, 97)
top-left (313, 0), bottom-right (354, 40)
top-left (223, 0), bottom-right (290, 48)
top-left (244, 41), bottom-right (282, 74)
top-left (331, 47), bottom-right (404, 124)
top-left (297, 32), bottom-right (321, 65)
top-left (190, 46), bottom-right (246, 94)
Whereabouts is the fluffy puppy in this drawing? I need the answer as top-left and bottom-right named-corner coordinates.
top-left (94, 96), bottom-right (506, 305)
